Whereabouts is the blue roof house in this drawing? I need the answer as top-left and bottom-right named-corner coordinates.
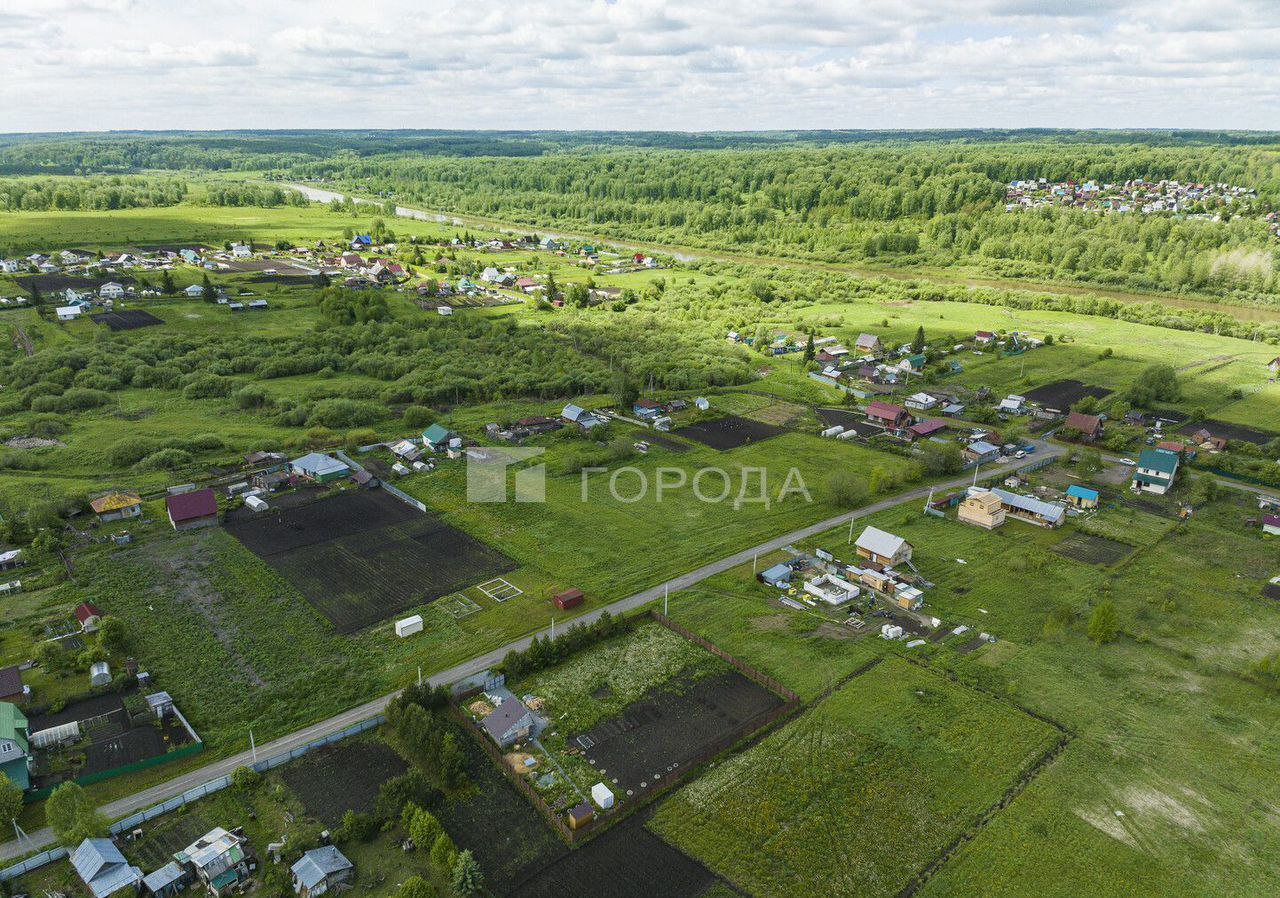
top-left (1066, 485), bottom-right (1100, 508)
top-left (71, 839), bottom-right (144, 898)
top-left (289, 452), bottom-right (351, 484)
top-left (291, 847), bottom-right (354, 898)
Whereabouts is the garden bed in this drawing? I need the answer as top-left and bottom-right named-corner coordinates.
top-left (225, 491), bottom-right (515, 632)
top-left (674, 414), bottom-right (787, 450)
top-left (90, 309), bottom-right (163, 331)
top-left (1051, 532), bottom-right (1133, 566)
top-left (1022, 379), bottom-right (1111, 410)
top-left (278, 739), bottom-right (407, 824)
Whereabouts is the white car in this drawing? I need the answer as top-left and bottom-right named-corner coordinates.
top-left (1015, 450), bottom-right (1026, 459)
top-left (1119, 457), bottom-right (1137, 466)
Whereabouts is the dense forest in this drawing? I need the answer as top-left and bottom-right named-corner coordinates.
top-left (0, 176), bottom-right (187, 211)
top-left (293, 142), bottom-right (1280, 301)
top-left (2, 131), bottom-right (1279, 302)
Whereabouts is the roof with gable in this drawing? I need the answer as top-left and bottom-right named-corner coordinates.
top-left (291, 846), bottom-right (353, 890)
top-left (75, 602), bottom-right (104, 625)
top-left (165, 489), bottom-right (218, 523)
top-left (1064, 412), bottom-right (1103, 435)
top-left (1137, 448), bottom-right (1180, 475)
top-left (855, 526), bottom-right (909, 559)
top-left (991, 489), bottom-right (1066, 524)
top-left (1066, 485), bottom-right (1100, 502)
top-left (71, 839), bottom-right (143, 898)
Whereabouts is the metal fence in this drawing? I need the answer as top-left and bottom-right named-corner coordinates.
top-left (0, 716), bottom-right (385, 882)
top-left (335, 449), bottom-right (429, 513)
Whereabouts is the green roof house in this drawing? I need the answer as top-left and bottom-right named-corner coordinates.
top-left (421, 424), bottom-right (458, 451)
top-left (0, 701), bottom-right (30, 790)
top-left (1131, 448), bottom-right (1180, 496)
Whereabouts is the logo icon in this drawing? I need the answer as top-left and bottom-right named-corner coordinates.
top-left (466, 447), bottom-right (545, 503)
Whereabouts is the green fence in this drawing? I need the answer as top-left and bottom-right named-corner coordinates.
top-left (24, 742), bottom-right (205, 803)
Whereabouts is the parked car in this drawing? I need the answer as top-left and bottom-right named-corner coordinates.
top-left (1119, 457), bottom-right (1137, 466)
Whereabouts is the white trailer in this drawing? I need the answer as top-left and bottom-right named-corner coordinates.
top-left (395, 615), bottom-right (424, 638)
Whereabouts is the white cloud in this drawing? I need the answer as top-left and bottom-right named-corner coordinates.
top-left (0, 0), bottom-right (1277, 131)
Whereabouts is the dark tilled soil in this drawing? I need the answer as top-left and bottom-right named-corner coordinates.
top-left (578, 670), bottom-right (783, 797)
top-left (1051, 532), bottom-right (1133, 566)
top-left (1022, 379), bottom-right (1111, 410)
top-left (674, 415), bottom-right (787, 451)
top-left (227, 491), bottom-right (515, 633)
top-left (1177, 419), bottom-right (1276, 446)
top-left (279, 739), bottom-right (407, 824)
top-left (514, 811), bottom-right (734, 898)
top-left (90, 309), bottom-right (163, 331)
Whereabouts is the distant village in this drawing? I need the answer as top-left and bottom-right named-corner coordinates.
top-left (1004, 178), bottom-right (1259, 215)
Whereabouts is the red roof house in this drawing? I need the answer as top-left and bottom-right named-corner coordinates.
top-left (166, 489), bottom-right (219, 531)
top-left (866, 401), bottom-right (910, 429)
top-left (907, 419), bottom-right (947, 441)
top-left (75, 602), bottom-right (104, 632)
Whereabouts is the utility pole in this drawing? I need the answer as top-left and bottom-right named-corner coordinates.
top-left (249, 729), bottom-right (257, 764)
top-left (664, 583), bottom-right (668, 616)
top-left (550, 618), bottom-right (555, 641)
top-left (848, 515), bottom-right (856, 544)
top-left (752, 552), bottom-right (758, 574)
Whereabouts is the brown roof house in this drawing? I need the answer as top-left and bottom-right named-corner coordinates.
top-left (1063, 412), bottom-right (1103, 441)
top-left (0, 666), bottom-right (25, 704)
top-left (165, 489), bottom-right (219, 531)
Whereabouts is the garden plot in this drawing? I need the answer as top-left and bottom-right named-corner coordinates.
top-left (674, 414), bottom-right (787, 450)
top-left (577, 669), bottom-right (783, 800)
top-left (515, 812), bottom-right (730, 898)
top-left (1177, 418), bottom-right (1277, 446)
top-left (438, 592), bottom-right (482, 618)
top-left (129, 810), bottom-right (216, 870)
top-left (278, 739), bottom-right (406, 824)
top-left (1022, 379), bottom-right (1112, 410)
top-left (1051, 532), bottom-right (1133, 566)
top-left (226, 490), bottom-right (515, 633)
top-left (90, 309), bottom-right (162, 331)
top-left (652, 658), bottom-right (1062, 898)
top-left (477, 577), bottom-right (522, 603)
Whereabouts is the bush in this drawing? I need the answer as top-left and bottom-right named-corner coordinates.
top-left (402, 405), bottom-right (435, 429)
top-left (135, 448), bottom-right (193, 471)
top-left (307, 398), bottom-right (376, 429)
top-left (826, 471), bottom-right (868, 508)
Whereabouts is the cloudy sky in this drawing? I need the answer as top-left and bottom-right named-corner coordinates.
top-left (5, 0), bottom-right (1280, 132)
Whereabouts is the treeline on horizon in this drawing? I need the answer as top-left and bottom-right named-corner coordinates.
top-left (1, 131), bottom-right (1278, 302)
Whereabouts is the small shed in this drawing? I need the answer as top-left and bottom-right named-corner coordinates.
top-left (553, 589), bottom-right (584, 611)
top-left (758, 563), bottom-right (792, 588)
top-left (142, 861), bottom-right (186, 898)
top-left (591, 782), bottom-right (615, 810)
top-left (395, 615), bottom-right (424, 638)
top-left (1065, 485), bottom-right (1100, 509)
top-left (89, 661), bottom-right (111, 688)
top-left (567, 802), bottom-right (594, 830)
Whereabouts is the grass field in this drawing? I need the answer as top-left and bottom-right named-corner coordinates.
top-left (652, 658), bottom-right (1061, 898)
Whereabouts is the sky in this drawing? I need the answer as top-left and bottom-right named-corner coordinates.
top-left (5, 0), bottom-right (1280, 132)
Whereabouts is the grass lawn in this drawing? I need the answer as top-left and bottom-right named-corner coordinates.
top-left (651, 657), bottom-right (1061, 898)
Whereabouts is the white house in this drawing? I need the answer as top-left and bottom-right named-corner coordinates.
top-left (185, 283), bottom-right (206, 297)
top-left (99, 282), bottom-right (124, 300)
top-left (230, 243), bottom-right (252, 258)
top-left (905, 392), bottom-right (938, 411)
top-left (56, 305), bottom-right (82, 321)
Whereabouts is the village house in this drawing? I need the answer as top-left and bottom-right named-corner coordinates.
top-left (562, 403), bottom-right (601, 431)
top-left (76, 601), bottom-right (105, 632)
top-left (0, 666), bottom-right (24, 705)
top-left (633, 398), bottom-right (662, 419)
top-left (71, 839), bottom-right (144, 898)
top-left (865, 401), bottom-right (911, 430)
top-left (905, 392), bottom-right (938, 411)
top-left (175, 827), bottom-right (252, 896)
top-left (958, 489), bottom-right (1006, 529)
top-left (1066, 485), bottom-right (1100, 509)
top-left (290, 847), bottom-right (353, 898)
top-left (1063, 411), bottom-right (1104, 441)
top-left (0, 702), bottom-right (30, 789)
top-left (907, 419), bottom-right (947, 441)
top-left (1131, 448), bottom-right (1180, 495)
top-left (854, 526), bottom-right (913, 566)
top-left (481, 697), bottom-right (534, 748)
top-left (165, 489), bottom-right (219, 531)
top-left (421, 423), bottom-right (459, 452)
top-left (991, 488), bottom-right (1066, 528)
top-left (56, 305), bottom-right (83, 321)
top-left (99, 281), bottom-right (125, 300)
top-left (964, 440), bottom-right (1001, 464)
top-left (230, 243), bottom-right (252, 258)
top-left (854, 333), bottom-right (883, 356)
top-left (974, 330), bottom-right (997, 345)
top-left (90, 491), bottom-right (143, 522)
top-left (1263, 514), bottom-right (1280, 537)
top-left (143, 862), bottom-right (188, 898)
top-left (290, 452), bottom-right (351, 483)
top-left (1269, 357), bottom-right (1280, 375)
